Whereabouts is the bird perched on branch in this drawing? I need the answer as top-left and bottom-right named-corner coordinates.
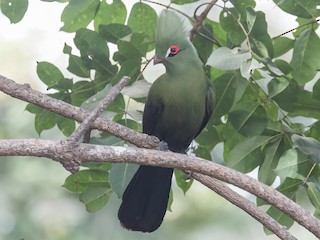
top-left (118, 9), bottom-right (214, 232)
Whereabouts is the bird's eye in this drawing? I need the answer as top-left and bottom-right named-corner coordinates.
top-left (167, 45), bottom-right (180, 57)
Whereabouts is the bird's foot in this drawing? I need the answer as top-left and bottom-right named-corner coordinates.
top-left (159, 141), bottom-right (169, 151)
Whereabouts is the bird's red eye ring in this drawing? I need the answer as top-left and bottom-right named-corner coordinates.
top-left (170, 45), bottom-right (180, 54)
top-left (168, 45), bottom-right (180, 57)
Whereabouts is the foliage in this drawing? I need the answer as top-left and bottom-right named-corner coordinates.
top-left (1, 0), bottom-right (320, 234)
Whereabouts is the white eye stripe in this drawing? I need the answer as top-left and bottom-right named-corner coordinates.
top-left (166, 47), bottom-right (171, 57)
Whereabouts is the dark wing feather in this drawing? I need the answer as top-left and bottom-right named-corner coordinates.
top-left (195, 85), bottom-right (215, 138)
top-left (142, 98), bottom-right (164, 135)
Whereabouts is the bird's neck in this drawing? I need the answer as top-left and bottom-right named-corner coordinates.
top-left (165, 56), bottom-right (203, 77)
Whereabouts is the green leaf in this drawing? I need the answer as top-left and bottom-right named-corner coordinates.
top-left (109, 163), bottom-right (139, 198)
top-left (264, 177), bottom-right (301, 231)
top-left (249, 11), bottom-right (274, 58)
top-left (70, 80), bottom-right (96, 106)
top-left (220, 9), bottom-right (246, 45)
top-left (193, 145), bottom-right (212, 160)
top-left (94, 0), bottom-right (127, 30)
top-left (267, 78), bottom-right (289, 98)
top-left (91, 134), bottom-right (124, 147)
top-left (167, 189), bottom-right (173, 212)
top-left (266, 206), bottom-right (294, 231)
top-left (79, 187), bottom-right (112, 212)
top-left (75, 28), bottom-right (109, 61)
top-left (258, 137), bottom-right (282, 185)
top-left (274, 59), bottom-right (293, 75)
top-left (228, 101), bottom-right (267, 137)
top-left (273, 37), bottom-right (295, 58)
top-left (171, 0), bottom-right (199, 4)
top-left (246, 7), bottom-right (256, 33)
top-left (193, 23), bottom-right (214, 63)
top-left (307, 182), bottom-right (320, 210)
top-left (56, 115), bottom-right (75, 137)
top-left (99, 24), bottom-right (132, 44)
top-left (127, 2), bottom-right (157, 43)
top-left (289, 91), bottom-right (320, 119)
top-left (195, 124), bottom-right (220, 148)
top-left (122, 80), bottom-right (151, 99)
top-left (36, 62), bottom-right (64, 88)
top-left (61, 0), bottom-right (100, 32)
top-left (25, 103), bottom-right (42, 114)
top-left (207, 47), bottom-right (251, 70)
top-left (274, 149), bottom-right (312, 180)
top-left (290, 29), bottom-right (320, 85)
top-left (67, 55), bottom-right (90, 78)
top-left (212, 73), bottom-right (238, 121)
top-left (174, 170), bottom-right (193, 194)
top-left (229, 0), bottom-right (256, 17)
top-left (226, 135), bottom-right (275, 172)
top-left (273, 0), bottom-right (320, 18)
top-left (34, 109), bottom-right (56, 135)
top-left (272, 78), bottom-right (299, 112)
top-left (113, 59), bottom-right (141, 85)
top-left (313, 79), bottom-right (320, 100)
top-left (1, 0), bottom-right (28, 23)
top-left (63, 170), bottom-right (109, 193)
top-left (117, 40), bottom-right (143, 59)
top-left (80, 84), bottom-right (125, 118)
top-left (292, 135), bottom-right (320, 163)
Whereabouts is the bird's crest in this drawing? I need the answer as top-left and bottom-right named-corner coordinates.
top-left (156, 10), bottom-right (188, 47)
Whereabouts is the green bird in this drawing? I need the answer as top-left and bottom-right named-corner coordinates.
top-left (118, 9), bottom-right (214, 232)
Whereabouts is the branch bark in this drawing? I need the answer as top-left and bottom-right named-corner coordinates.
top-left (0, 138), bottom-right (319, 238)
top-left (189, 0), bottom-right (218, 41)
top-left (67, 76), bottom-right (130, 143)
top-left (193, 173), bottom-right (297, 240)
top-left (0, 75), bottom-right (159, 149)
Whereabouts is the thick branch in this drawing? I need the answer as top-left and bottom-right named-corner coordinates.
top-left (0, 75), bottom-right (159, 149)
top-left (68, 76), bottom-right (130, 142)
top-left (0, 139), bottom-right (319, 238)
top-left (192, 173), bottom-right (297, 240)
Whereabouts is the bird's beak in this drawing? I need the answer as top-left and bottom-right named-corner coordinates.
top-left (153, 56), bottom-right (164, 65)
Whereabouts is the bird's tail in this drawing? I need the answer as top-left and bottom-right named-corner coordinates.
top-left (118, 165), bottom-right (173, 232)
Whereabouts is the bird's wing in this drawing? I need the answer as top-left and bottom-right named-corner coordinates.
top-left (195, 85), bottom-right (215, 138)
top-left (142, 98), bottom-right (164, 135)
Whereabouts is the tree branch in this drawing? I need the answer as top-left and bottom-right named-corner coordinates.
top-left (0, 75), bottom-right (159, 149)
top-left (0, 138), bottom-right (319, 238)
top-left (67, 76), bottom-right (130, 143)
top-left (192, 173), bottom-right (297, 240)
top-left (190, 0), bottom-right (218, 41)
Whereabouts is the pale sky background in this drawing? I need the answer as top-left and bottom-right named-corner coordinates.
top-left (0, 1), bottom-right (317, 240)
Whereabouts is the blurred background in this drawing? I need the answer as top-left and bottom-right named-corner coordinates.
top-left (0, 0), bottom-right (317, 239)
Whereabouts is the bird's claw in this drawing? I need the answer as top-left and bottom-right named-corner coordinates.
top-left (185, 171), bottom-right (193, 180)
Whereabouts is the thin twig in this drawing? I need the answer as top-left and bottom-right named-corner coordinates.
top-left (190, 0), bottom-right (218, 41)
top-left (141, 0), bottom-right (194, 22)
top-left (193, 173), bottom-right (297, 240)
top-left (67, 76), bottom-right (130, 143)
top-left (273, 18), bottom-right (320, 39)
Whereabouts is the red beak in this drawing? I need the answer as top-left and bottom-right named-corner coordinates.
top-left (153, 56), bottom-right (164, 65)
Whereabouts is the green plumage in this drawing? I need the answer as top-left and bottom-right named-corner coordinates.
top-left (118, 9), bottom-right (214, 232)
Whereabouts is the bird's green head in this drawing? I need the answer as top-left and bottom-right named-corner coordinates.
top-left (154, 10), bottom-right (199, 69)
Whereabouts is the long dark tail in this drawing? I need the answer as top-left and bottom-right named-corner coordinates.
top-left (118, 165), bottom-right (173, 232)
